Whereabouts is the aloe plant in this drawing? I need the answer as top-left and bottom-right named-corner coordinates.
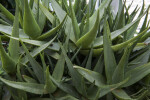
top-left (0, 0), bottom-right (150, 100)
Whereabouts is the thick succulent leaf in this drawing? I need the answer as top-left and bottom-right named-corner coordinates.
top-left (37, 15), bottom-right (67, 40)
top-left (74, 66), bottom-right (105, 87)
top-left (76, 10), bottom-right (99, 49)
top-left (44, 67), bottom-right (56, 93)
top-left (8, 1), bottom-right (19, 62)
top-left (0, 4), bottom-right (14, 22)
top-left (139, 6), bottom-right (150, 33)
top-left (112, 89), bottom-right (134, 100)
top-left (93, 11), bottom-right (147, 48)
top-left (69, 0), bottom-right (80, 39)
top-left (38, 0), bottom-right (49, 30)
top-left (0, 37), bottom-right (16, 74)
top-left (128, 48), bottom-right (150, 70)
top-left (7, 35), bottom-right (59, 51)
top-left (88, 0), bottom-right (111, 31)
top-left (85, 47), bottom-right (93, 69)
top-left (35, 0), bottom-right (54, 24)
top-left (81, 28), bottom-right (149, 56)
top-left (99, 78), bottom-right (129, 98)
top-left (60, 42), bottom-right (86, 95)
top-left (112, 45), bottom-right (130, 84)
top-left (21, 41), bottom-right (44, 84)
top-left (52, 53), bottom-right (65, 81)
top-left (0, 77), bottom-right (47, 94)
top-left (22, 75), bottom-right (37, 83)
top-left (122, 62), bottom-right (150, 87)
top-left (103, 12), bottom-right (116, 84)
top-left (50, 0), bottom-right (76, 42)
top-left (126, 1), bottom-right (145, 40)
top-left (21, 36), bottom-right (56, 64)
top-left (23, 0), bottom-right (41, 39)
top-left (93, 54), bottom-right (104, 74)
top-left (0, 24), bottom-right (29, 38)
top-left (49, 75), bottom-right (81, 99)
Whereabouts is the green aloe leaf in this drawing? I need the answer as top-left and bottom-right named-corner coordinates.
top-left (0, 77), bottom-right (47, 94)
top-left (49, 75), bottom-right (81, 99)
top-left (93, 10), bottom-right (148, 48)
top-left (123, 62), bottom-right (150, 87)
top-left (99, 78), bottom-right (129, 98)
top-left (8, 0), bottom-right (19, 62)
top-left (112, 45), bottom-right (131, 84)
top-left (22, 75), bottom-right (37, 83)
top-left (52, 53), bottom-right (65, 81)
top-left (0, 24), bottom-right (29, 38)
top-left (74, 65), bottom-right (105, 87)
top-left (21, 41), bottom-right (44, 84)
top-left (44, 67), bottom-right (56, 93)
top-left (103, 11), bottom-right (116, 84)
top-left (0, 4), bottom-right (14, 22)
top-left (21, 36), bottom-right (56, 64)
top-left (23, 0), bottom-right (41, 39)
top-left (59, 41), bottom-right (86, 95)
top-left (69, 0), bottom-right (80, 39)
top-left (37, 14), bottom-right (67, 40)
top-left (81, 28), bottom-right (149, 56)
top-left (50, 0), bottom-right (76, 42)
top-left (0, 37), bottom-right (16, 74)
top-left (88, 0), bottom-right (111, 31)
top-left (35, 0), bottom-right (54, 24)
top-left (76, 10), bottom-right (99, 49)
top-left (112, 89), bottom-right (134, 100)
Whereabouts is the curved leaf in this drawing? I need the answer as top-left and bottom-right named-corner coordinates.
top-left (23, 0), bottom-right (41, 39)
top-left (0, 77), bottom-right (47, 94)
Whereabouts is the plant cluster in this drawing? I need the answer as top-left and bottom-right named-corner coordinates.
top-left (0, 0), bottom-right (150, 100)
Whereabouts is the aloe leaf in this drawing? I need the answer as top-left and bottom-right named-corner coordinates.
top-left (0, 4), bottom-right (14, 22)
top-left (93, 11), bottom-right (147, 48)
top-left (112, 45), bottom-right (130, 84)
top-left (59, 42), bottom-right (86, 95)
top-left (99, 78), bottom-right (129, 98)
top-left (81, 6), bottom-right (90, 36)
top-left (49, 75), bottom-right (81, 99)
top-left (74, 65), bottom-right (105, 87)
top-left (122, 62), bottom-right (150, 87)
top-left (103, 11), bottom-right (116, 84)
top-left (128, 48), bottom-right (150, 70)
top-left (50, 0), bottom-right (76, 42)
top-left (0, 77), bottom-right (47, 94)
top-left (85, 47), bottom-right (93, 69)
top-left (125, 1), bottom-right (145, 40)
top-left (35, 0), bottom-right (54, 24)
top-left (21, 36), bottom-right (56, 64)
top-left (93, 54), bottom-right (104, 74)
top-left (52, 53), bottom-right (65, 81)
top-left (112, 89), bottom-right (134, 100)
top-left (88, 0), bottom-right (111, 31)
top-left (22, 75), bottom-right (37, 83)
top-left (44, 67), bottom-right (56, 93)
top-left (23, 0), bottom-right (41, 39)
top-left (0, 24), bottom-right (29, 38)
top-left (139, 31), bottom-right (150, 42)
top-left (21, 41), bottom-right (44, 84)
top-left (37, 14), bottom-right (67, 40)
top-left (0, 37), bottom-right (16, 74)
top-left (69, 0), bottom-right (80, 39)
top-left (81, 28), bottom-right (149, 57)
top-left (140, 6), bottom-right (150, 33)
top-left (76, 10), bottom-right (99, 49)
top-left (38, 0), bottom-right (49, 30)
top-left (8, 1), bottom-right (19, 62)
